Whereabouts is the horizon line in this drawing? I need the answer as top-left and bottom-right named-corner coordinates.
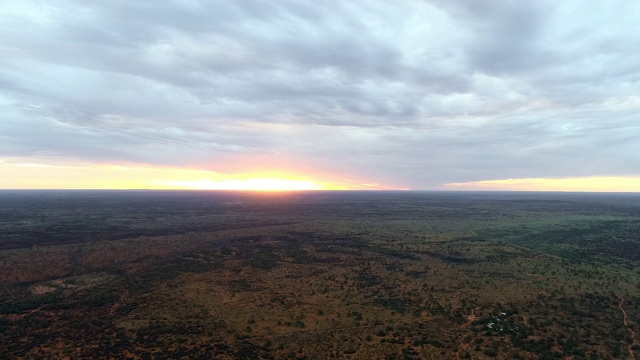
top-left (1, 188), bottom-right (639, 194)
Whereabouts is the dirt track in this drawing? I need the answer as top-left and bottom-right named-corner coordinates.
top-left (619, 298), bottom-right (638, 360)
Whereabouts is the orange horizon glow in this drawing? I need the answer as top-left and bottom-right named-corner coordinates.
top-left (0, 159), bottom-right (404, 191)
top-left (444, 176), bottom-right (640, 192)
top-left (153, 178), bottom-right (344, 191)
top-left (7, 158), bottom-right (639, 192)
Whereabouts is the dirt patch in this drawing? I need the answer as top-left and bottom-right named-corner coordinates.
top-left (30, 285), bottom-right (57, 295)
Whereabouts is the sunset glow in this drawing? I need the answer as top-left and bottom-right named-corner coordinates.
top-left (444, 177), bottom-right (640, 192)
top-left (0, 159), bottom-right (390, 191)
top-left (155, 178), bottom-right (343, 191)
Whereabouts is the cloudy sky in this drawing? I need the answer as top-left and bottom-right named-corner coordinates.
top-left (1, 0), bottom-right (639, 190)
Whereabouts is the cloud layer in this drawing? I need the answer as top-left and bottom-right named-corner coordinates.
top-left (1, 0), bottom-right (639, 189)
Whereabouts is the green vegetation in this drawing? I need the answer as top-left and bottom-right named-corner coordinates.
top-left (0, 191), bottom-right (639, 358)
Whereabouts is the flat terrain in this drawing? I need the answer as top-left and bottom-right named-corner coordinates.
top-left (1, 190), bottom-right (640, 359)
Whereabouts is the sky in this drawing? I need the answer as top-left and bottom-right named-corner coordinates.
top-left (1, 0), bottom-right (639, 191)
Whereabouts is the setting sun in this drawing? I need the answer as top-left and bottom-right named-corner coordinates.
top-left (0, 159), bottom-right (398, 191)
top-left (155, 178), bottom-right (346, 191)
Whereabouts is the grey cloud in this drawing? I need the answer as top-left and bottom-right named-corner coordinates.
top-left (1, 0), bottom-right (639, 188)
top-left (434, 0), bottom-right (552, 74)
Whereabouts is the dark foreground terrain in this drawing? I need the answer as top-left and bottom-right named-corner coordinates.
top-left (1, 190), bottom-right (640, 359)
